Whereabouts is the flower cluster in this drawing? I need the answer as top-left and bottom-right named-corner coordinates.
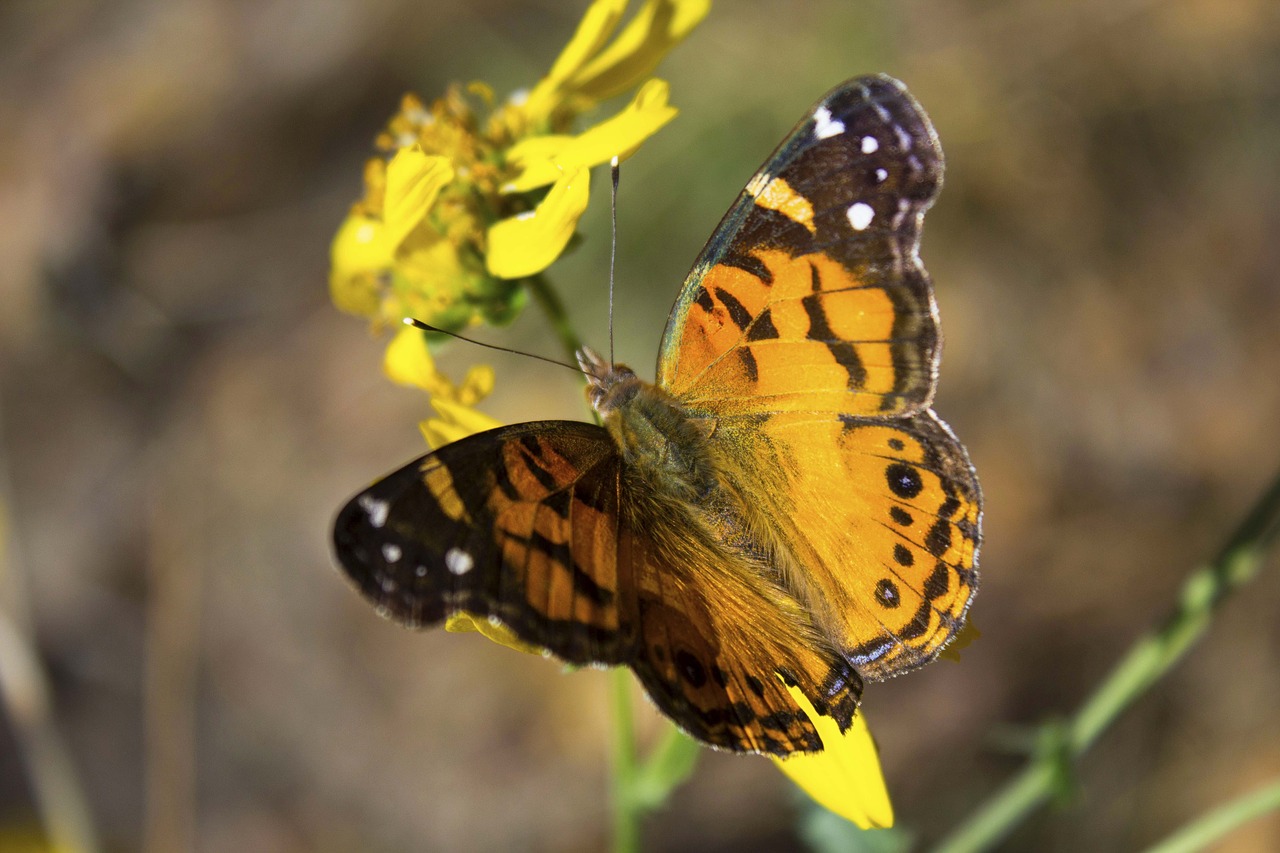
top-left (331, 0), bottom-right (708, 406)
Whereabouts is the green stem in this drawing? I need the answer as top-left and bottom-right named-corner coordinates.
top-left (526, 274), bottom-right (585, 366)
top-left (610, 667), bottom-right (640, 853)
top-left (1140, 776), bottom-right (1280, 853)
top-left (932, 468), bottom-right (1280, 853)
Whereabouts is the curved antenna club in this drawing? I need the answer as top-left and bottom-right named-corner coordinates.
top-left (402, 318), bottom-right (585, 374)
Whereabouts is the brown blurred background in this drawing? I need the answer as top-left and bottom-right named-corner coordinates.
top-left (2, 1), bottom-right (1279, 851)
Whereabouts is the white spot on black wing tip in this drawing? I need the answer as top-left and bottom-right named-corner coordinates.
top-left (861, 135), bottom-right (879, 154)
top-left (813, 106), bottom-right (845, 140)
top-left (445, 547), bottom-right (474, 575)
top-left (358, 495), bottom-right (390, 528)
top-left (381, 543), bottom-right (402, 563)
top-left (874, 167), bottom-right (888, 183)
top-left (847, 202), bottom-right (875, 231)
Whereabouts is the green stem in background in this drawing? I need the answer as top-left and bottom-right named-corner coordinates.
top-left (610, 668), bottom-right (640, 853)
top-left (932, 468), bottom-right (1280, 853)
top-left (526, 274), bottom-right (585, 367)
top-left (1141, 776), bottom-right (1280, 853)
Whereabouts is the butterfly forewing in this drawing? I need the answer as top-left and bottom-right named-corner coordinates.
top-left (658, 75), bottom-right (943, 417)
top-left (333, 421), bottom-right (635, 664)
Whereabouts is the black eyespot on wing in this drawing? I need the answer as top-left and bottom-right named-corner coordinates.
top-left (886, 463), bottom-right (923, 499)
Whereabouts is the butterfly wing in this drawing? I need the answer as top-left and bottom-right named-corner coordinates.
top-left (333, 421), bottom-right (862, 755)
top-left (333, 421), bottom-right (632, 662)
top-left (656, 76), bottom-right (981, 680)
top-left (714, 410), bottom-right (981, 680)
top-left (657, 74), bottom-right (944, 418)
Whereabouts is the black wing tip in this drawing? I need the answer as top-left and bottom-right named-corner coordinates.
top-left (330, 476), bottom-right (452, 628)
top-left (820, 74), bottom-right (943, 165)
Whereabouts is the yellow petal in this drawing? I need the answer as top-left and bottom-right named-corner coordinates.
top-left (383, 146), bottom-right (455, 250)
top-left (486, 167), bottom-right (591, 278)
top-left (524, 0), bottom-right (628, 121)
top-left (771, 684), bottom-right (895, 830)
top-left (384, 324), bottom-right (450, 394)
top-left (503, 134), bottom-right (576, 192)
top-left (505, 79), bottom-right (676, 192)
top-left (329, 213), bottom-right (392, 317)
top-left (457, 364), bottom-right (497, 407)
top-left (572, 0), bottom-right (711, 101)
top-left (420, 395), bottom-right (502, 449)
top-left (445, 612), bottom-right (545, 656)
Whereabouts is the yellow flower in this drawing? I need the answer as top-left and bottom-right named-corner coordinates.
top-left (522, 0), bottom-right (710, 121)
top-left (773, 684), bottom-right (895, 829)
top-left (383, 324), bottom-right (494, 407)
top-left (329, 0), bottom-right (707, 339)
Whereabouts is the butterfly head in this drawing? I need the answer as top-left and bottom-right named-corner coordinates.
top-left (578, 345), bottom-right (641, 419)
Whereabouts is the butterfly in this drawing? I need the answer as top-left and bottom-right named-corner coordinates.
top-left (333, 75), bottom-right (981, 757)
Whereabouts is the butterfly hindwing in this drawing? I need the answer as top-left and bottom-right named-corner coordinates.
top-left (619, 498), bottom-right (864, 755)
top-left (658, 75), bottom-right (943, 417)
top-left (712, 410), bottom-right (981, 680)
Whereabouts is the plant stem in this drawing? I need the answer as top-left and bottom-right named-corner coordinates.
top-left (526, 274), bottom-right (585, 366)
top-left (610, 667), bottom-right (640, 853)
top-left (932, 468), bottom-right (1280, 853)
top-left (1140, 776), bottom-right (1280, 853)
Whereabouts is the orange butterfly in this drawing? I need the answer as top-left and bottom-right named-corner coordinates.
top-left (333, 75), bottom-right (981, 756)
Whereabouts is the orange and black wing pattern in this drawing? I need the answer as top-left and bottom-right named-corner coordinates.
top-left (333, 421), bottom-right (633, 664)
top-left (333, 421), bottom-right (864, 755)
top-left (657, 75), bottom-right (981, 679)
top-left (658, 75), bottom-right (943, 418)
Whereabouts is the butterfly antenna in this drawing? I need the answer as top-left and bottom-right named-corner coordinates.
top-left (608, 156), bottom-right (620, 368)
top-left (402, 318), bottom-right (585, 374)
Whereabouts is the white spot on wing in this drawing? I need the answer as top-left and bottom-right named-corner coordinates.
top-left (847, 202), bottom-right (875, 231)
top-left (874, 168), bottom-right (888, 183)
top-left (861, 135), bottom-right (879, 154)
top-left (813, 106), bottom-right (845, 140)
top-left (381, 543), bottom-right (402, 563)
top-left (445, 547), bottom-right (474, 575)
top-left (358, 495), bottom-right (390, 528)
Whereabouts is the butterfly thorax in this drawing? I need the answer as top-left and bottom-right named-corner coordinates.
top-left (579, 346), bottom-right (719, 504)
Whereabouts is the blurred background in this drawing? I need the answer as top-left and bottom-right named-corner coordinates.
top-left (2, 1), bottom-right (1279, 850)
